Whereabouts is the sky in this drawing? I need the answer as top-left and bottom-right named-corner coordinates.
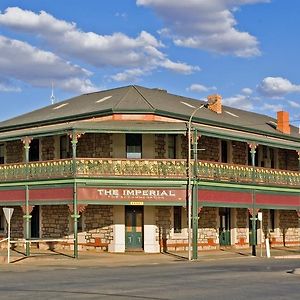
top-left (0, 0), bottom-right (300, 125)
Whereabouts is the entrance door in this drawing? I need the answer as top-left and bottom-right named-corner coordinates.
top-left (219, 208), bottom-right (231, 246)
top-left (125, 206), bottom-right (143, 250)
top-left (31, 206), bottom-right (40, 238)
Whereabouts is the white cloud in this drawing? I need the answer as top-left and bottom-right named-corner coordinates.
top-left (0, 7), bottom-right (199, 79)
top-left (257, 77), bottom-right (300, 98)
top-left (261, 103), bottom-right (283, 112)
top-left (110, 68), bottom-right (145, 82)
top-left (241, 87), bottom-right (253, 95)
top-left (137, 0), bottom-right (269, 57)
top-left (223, 94), bottom-right (254, 110)
top-left (0, 35), bottom-right (97, 94)
top-left (187, 83), bottom-right (217, 93)
top-left (0, 78), bottom-right (21, 92)
top-left (288, 100), bottom-right (300, 108)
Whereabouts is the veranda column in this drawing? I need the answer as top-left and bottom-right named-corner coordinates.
top-left (69, 131), bottom-right (83, 259)
top-left (248, 142), bottom-right (258, 256)
top-left (21, 136), bottom-right (32, 256)
top-left (192, 128), bottom-right (199, 260)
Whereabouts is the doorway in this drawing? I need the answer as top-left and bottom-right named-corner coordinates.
top-left (31, 206), bottom-right (40, 238)
top-left (125, 206), bottom-right (143, 250)
top-left (219, 207), bottom-right (231, 246)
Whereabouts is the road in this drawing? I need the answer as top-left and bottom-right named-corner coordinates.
top-left (0, 258), bottom-right (299, 299)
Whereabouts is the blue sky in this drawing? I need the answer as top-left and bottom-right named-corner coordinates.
top-left (0, 0), bottom-right (300, 125)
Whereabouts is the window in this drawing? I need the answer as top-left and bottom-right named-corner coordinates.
top-left (0, 210), bottom-right (5, 231)
top-left (126, 134), bottom-right (142, 159)
top-left (78, 212), bottom-right (84, 233)
top-left (221, 140), bottom-right (228, 163)
top-left (168, 135), bottom-right (177, 159)
top-left (29, 139), bottom-right (39, 162)
top-left (60, 136), bottom-right (71, 159)
top-left (0, 144), bottom-right (4, 164)
top-left (269, 209), bottom-right (275, 232)
top-left (174, 206), bottom-right (182, 233)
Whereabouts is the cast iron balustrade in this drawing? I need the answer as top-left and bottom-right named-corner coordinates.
top-left (0, 158), bottom-right (299, 187)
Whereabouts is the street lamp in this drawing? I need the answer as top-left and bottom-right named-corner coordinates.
top-left (187, 103), bottom-right (205, 261)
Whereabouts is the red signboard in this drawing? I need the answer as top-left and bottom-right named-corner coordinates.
top-left (78, 187), bottom-right (186, 202)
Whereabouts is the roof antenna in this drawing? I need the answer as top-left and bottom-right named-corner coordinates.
top-left (50, 82), bottom-right (56, 105)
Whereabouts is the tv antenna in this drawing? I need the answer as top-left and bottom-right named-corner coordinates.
top-left (50, 82), bottom-right (56, 104)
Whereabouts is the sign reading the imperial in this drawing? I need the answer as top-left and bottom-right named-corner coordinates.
top-left (78, 187), bottom-right (185, 202)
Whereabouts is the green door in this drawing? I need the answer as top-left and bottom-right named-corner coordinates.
top-left (125, 206), bottom-right (143, 250)
top-left (219, 208), bottom-right (231, 246)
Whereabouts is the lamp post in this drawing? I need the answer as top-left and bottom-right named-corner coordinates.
top-left (187, 104), bottom-right (205, 261)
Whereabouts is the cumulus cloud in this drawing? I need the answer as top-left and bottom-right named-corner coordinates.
top-left (0, 7), bottom-right (198, 80)
top-left (137, 0), bottom-right (269, 57)
top-left (257, 77), bottom-right (300, 98)
top-left (0, 35), bottom-right (97, 94)
top-left (223, 94), bottom-right (254, 110)
top-left (110, 68), bottom-right (146, 82)
top-left (288, 100), bottom-right (300, 108)
top-left (187, 83), bottom-right (217, 93)
top-left (0, 78), bottom-right (21, 92)
top-left (261, 103), bottom-right (283, 112)
top-left (241, 87), bottom-right (253, 95)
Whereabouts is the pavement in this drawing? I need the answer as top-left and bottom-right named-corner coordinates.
top-left (0, 246), bottom-right (299, 268)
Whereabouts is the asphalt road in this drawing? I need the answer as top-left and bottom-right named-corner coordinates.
top-left (0, 258), bottom-right (299, 300)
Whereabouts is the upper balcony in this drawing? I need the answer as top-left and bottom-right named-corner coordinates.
top-left (0, 158), bottom-right (299, 188)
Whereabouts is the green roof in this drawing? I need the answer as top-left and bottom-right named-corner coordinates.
top-left (0, 85), bottom-right (299, 148)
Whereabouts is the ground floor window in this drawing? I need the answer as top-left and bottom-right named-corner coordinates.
top-left (173, 206), bottom-right (182, 233)
top-left (269, 209), bottom-right (275, 232)
top-left (0, 209), bottom-right (5, 232)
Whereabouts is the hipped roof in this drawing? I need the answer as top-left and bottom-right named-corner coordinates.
top-left (0, 85), bottom-right (299, 149)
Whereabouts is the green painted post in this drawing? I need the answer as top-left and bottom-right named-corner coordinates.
top-left (24, 186), bottom-right (32, 256)
top-left (192, 128), bottom-right (198, 260)
top-left (70, 131), bottom-right (79, 259)
top-left (22, 137), bottom-right (32, 257)
top-left (250, 143), bottom-right (257, 256)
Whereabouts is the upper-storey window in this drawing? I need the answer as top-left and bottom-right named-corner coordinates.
top-left (221, 140), bottom-right (229, 163)
top-left (248, 145), bottom-right (277, 168)
top-left (126, 134), bottom-right (142, 159)
top-left (0, 144), bottom-right (4, 164)
top-left (168, 135), bottom-right (177, 159)
top-left (29, 139), bottom-right (39, 162)
top-left (60, 136), bottom-right (71, 159)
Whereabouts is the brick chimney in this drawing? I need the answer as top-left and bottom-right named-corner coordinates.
top-left (277, 111), bottom-right (290, 134)
top-left (207, 94), bottom-right (222, 114)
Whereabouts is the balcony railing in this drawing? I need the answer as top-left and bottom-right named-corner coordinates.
top-left (0, 158), bottom-right (299, 187)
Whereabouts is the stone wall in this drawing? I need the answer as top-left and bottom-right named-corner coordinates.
top-left (154, 134), bottom-right (166, 159)
top-left (10, 206), bottom-right (24, 239)
top-left (198, 207), bottom-right (218, 249)
top-left (83, 205), bottom-right (113, 250)
top-left (232, 141), bottom-right (247, 165)
top-left (77, 133), bottom-right (112, 158)
top-left (181, 135), bottom-right (188, 159)
top-left (198, 136), bottom-right (219, 162)
top-left (278, 149), bottom-right (298, 171)
top-left (41, 205), bottom-right (69, 238)
top-left (235, 208), bottom-right (248, 247)
top-left (41, 136), bottom-right (55, 161)
top-left (276, 210), bottom-right (299, 246)
top-left (155, 206), bottom-right (172, 251)
top-left (6, 141), bottom-right (23, 163)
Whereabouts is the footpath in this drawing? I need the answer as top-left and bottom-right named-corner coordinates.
top-left (0, 246), bottom-right (299, 269)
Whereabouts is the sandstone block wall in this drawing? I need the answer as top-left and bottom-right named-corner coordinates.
top-left (41, 136), bottom-right (55, 161)
top-left (83, 205), bottom-right (113, 250)
top-left (10, 206), bottom-right (24, 239)
top-left (154, 134), bottom-right (166, 159)
top-left (6, 141), bottom-right (23, 163)
top-left (77, 133), bottom-right (112, 158)
top-left (232, 141), bottom-right (247, 165)
top-left (41, 205), bottom-right (69, 238)
top-left (235, 208), bottom-right (248, 247)
top-left (198, 137), bottom-right (219, 162)
top-left (198, 207), bottom-right (218, 249)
